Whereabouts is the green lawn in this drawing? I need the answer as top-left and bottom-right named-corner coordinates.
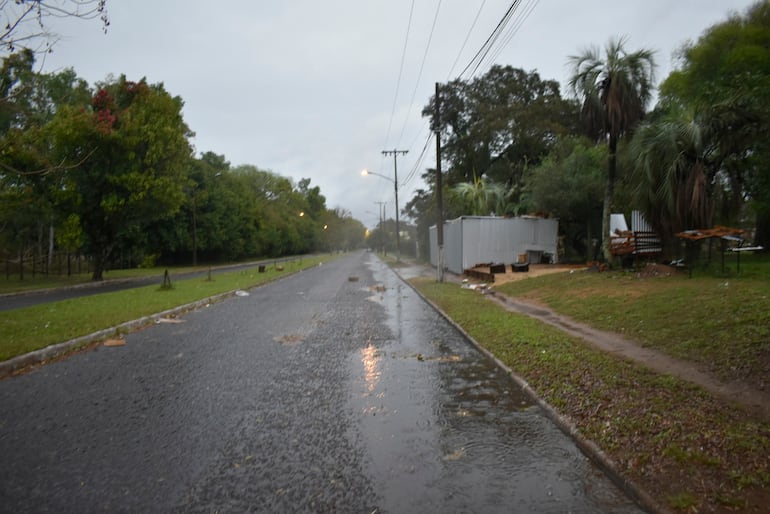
top-left (494, 259), bottom-right (770, 386)
top-left (0, 256), bottom-right (338, 361)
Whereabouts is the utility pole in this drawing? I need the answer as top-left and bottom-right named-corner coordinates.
top-left (382, 148), bottom-right (407, 261)
top-left (435, 82), bottom-right (444, 282)
top-left (375, 201), bottom-right (387, 254)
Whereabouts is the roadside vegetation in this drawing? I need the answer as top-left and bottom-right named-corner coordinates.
top-left (0, 265), bottom-right (198, 295)
top-left (0, 256), bottom-right (336, 361)
top-left (495, 257), bottom-right (770, 390)
top-left (411, 261), bottom-right (770, 514)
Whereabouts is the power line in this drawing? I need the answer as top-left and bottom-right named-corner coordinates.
top-left (382, 0), bottom-right (416, 151)
top-left (395, 0), bottom-right (443, 147)
top-left (383, 0), bottom-right (542, 208)
top-left (401, 129), bottom-right (433, 188)
top-left (457, 0), bottom-right (522, 80)
top-left (446, 0), bottom-right (488, 81)
top-left (488, 0), bottom-right (540, 65)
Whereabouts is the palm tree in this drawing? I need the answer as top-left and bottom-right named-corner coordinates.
top-left (631, 100), bottom-right (760, 253)
top-left (568, 37), bottom-right (656, 262)
top-left (453, 172), bottom-right (506, 216)
top-left (631, 109), bottom-right (712, 251)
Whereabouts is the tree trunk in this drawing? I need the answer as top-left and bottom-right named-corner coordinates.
top-left (585, 218), bottom-right (593, 262)
top-left (48, 222), bottom-right (54, 273)
top-left (601, 137), bottom-right (618, 263)
top-left (755, 207), bottom-right (770, 250)
top-left (92, 258), bottom-right (104, 281)
top-left (92, 248), bottom-right (110, 281)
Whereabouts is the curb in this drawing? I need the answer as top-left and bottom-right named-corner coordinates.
top-left (0, 261), bottom-right (316, 379)
top-left (392, 264), bottom-right (670, 514)
top-left (0, 291), bottom-right (236, 379)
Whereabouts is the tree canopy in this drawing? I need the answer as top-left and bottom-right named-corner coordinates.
top-left (0, 56), bottom-right (365, 280)
top-left (568, 36), bottom-right (656, 261)
top-left (654, 1), bottom-right (770, 248)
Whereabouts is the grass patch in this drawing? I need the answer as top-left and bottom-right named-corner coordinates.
top-left (494, 264), bottom-right (770, 387)
top-left (0, 265), bottom-right (191, 294)
top-left (412, 277), bottom-right (770, 513)
top-left (0, 257), bottom-right (318, 295)
top-left (0, 256), bottom-right (336, 361)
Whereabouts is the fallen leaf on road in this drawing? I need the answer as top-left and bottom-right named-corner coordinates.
top-left (103, 338), bottom-right (126, 347)
top-left (443, 447), bottom-right (466, 461)
top-left (155, 317), bottom-right (185, 324)
top-left (275, 334), bottom-right (303, 346)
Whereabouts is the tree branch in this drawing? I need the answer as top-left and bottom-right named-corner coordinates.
top-left (0, 147), bottom-right (96, 176)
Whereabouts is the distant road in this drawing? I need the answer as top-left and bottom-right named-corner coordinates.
top-left (0, 257), bottom-right (303, 312)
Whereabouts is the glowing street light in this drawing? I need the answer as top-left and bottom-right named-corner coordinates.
top-left (361, 168), bottom-right (401, 261)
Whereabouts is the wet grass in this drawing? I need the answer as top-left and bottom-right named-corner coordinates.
top-left (0, 256), bottom-right (337, 361)
top-left (0, 265), bottom-right (190, 294)
top-left (411, 277), bottom-right (770, 514)
top-left (0, 258), bottom-right (312, 295)
top-left (494, 261), bottom-right (770, 388)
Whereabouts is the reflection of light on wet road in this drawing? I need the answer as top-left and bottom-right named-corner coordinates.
top-left (360, 344), bottom-right (381, 394)
top-left (350, 255), bottom-right (645, 513)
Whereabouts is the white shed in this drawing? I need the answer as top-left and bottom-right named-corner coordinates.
top-left (429, 216), bottom-right (558, 275)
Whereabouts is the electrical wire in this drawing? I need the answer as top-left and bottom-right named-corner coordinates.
top-left (457, 0), bottom-right (523, 81)
top-left (382, 0), bottom-right (542, 212)
top-left (395, 0), bottom-right (442, 147)
top-left (487, 0), bottom-right (539, 67)
top-left (445, 0), bottom-right (487, 81)
top-left (400, 120), bottom-right (431, 187)
top-left (382, 0), bottom-right (416, 151)
top-left (401, 130), bottom-right (433, 188)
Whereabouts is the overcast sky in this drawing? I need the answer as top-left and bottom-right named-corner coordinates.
top-left (39, 0), bottom-right (757, 228)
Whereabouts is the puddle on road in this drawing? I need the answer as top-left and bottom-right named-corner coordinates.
top-left (345, 256), bottom-right (644, 513)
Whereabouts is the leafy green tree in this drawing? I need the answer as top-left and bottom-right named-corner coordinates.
top-left (424, 65), bottom-right (579, 208)
top-left (46, 76), bottom-right (193, 279)
top-left (403, 167), bottom-right (467, 262)
top-left (0, 52), bottom-right (92, 274)
top-left (658, 1), bottom-right (770, 247)
top-left (321, 207), bottom-right (365, 252)
top-left (568, 37), bottom-right (656, 262)
top-left (630, 101), bottom-right (759, 254)
top-left (525, 137), bottom-right (605, 261)
top-left (452, 173), bottom-right (506, 216)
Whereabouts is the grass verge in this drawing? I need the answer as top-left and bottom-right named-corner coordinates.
top-left (0, 265), bottom-right (191, 295)
top-left (412, 277), bottom-right (770, 514)
top-left (0, 256), bottom-right (336, 361)
top-left (493, 265), bottom-right (770, 389)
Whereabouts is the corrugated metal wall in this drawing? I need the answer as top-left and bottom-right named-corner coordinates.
top-left (430, 216), bottom-right (559, 274)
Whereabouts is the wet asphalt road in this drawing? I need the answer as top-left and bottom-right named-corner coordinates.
top-left (0, 252), bottom-right (644, 513)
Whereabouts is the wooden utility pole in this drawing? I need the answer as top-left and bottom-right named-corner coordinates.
top-left (435, 82), bottom-right (444, 282)
top-left (375, 201), bottom-right (387, 254)
top-left (381, 149), bottom-right (408, 261)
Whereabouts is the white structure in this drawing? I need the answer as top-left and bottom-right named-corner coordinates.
top-left (429, 216), bottom-right (558, 275)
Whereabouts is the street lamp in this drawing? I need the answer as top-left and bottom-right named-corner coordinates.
top-left (362, 168), bottom-right (401, 261)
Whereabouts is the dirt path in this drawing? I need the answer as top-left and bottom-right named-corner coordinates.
top-left (485, 290), bottom-right (770, 420)
top-left (395, 261), bottom-right (770, 420)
